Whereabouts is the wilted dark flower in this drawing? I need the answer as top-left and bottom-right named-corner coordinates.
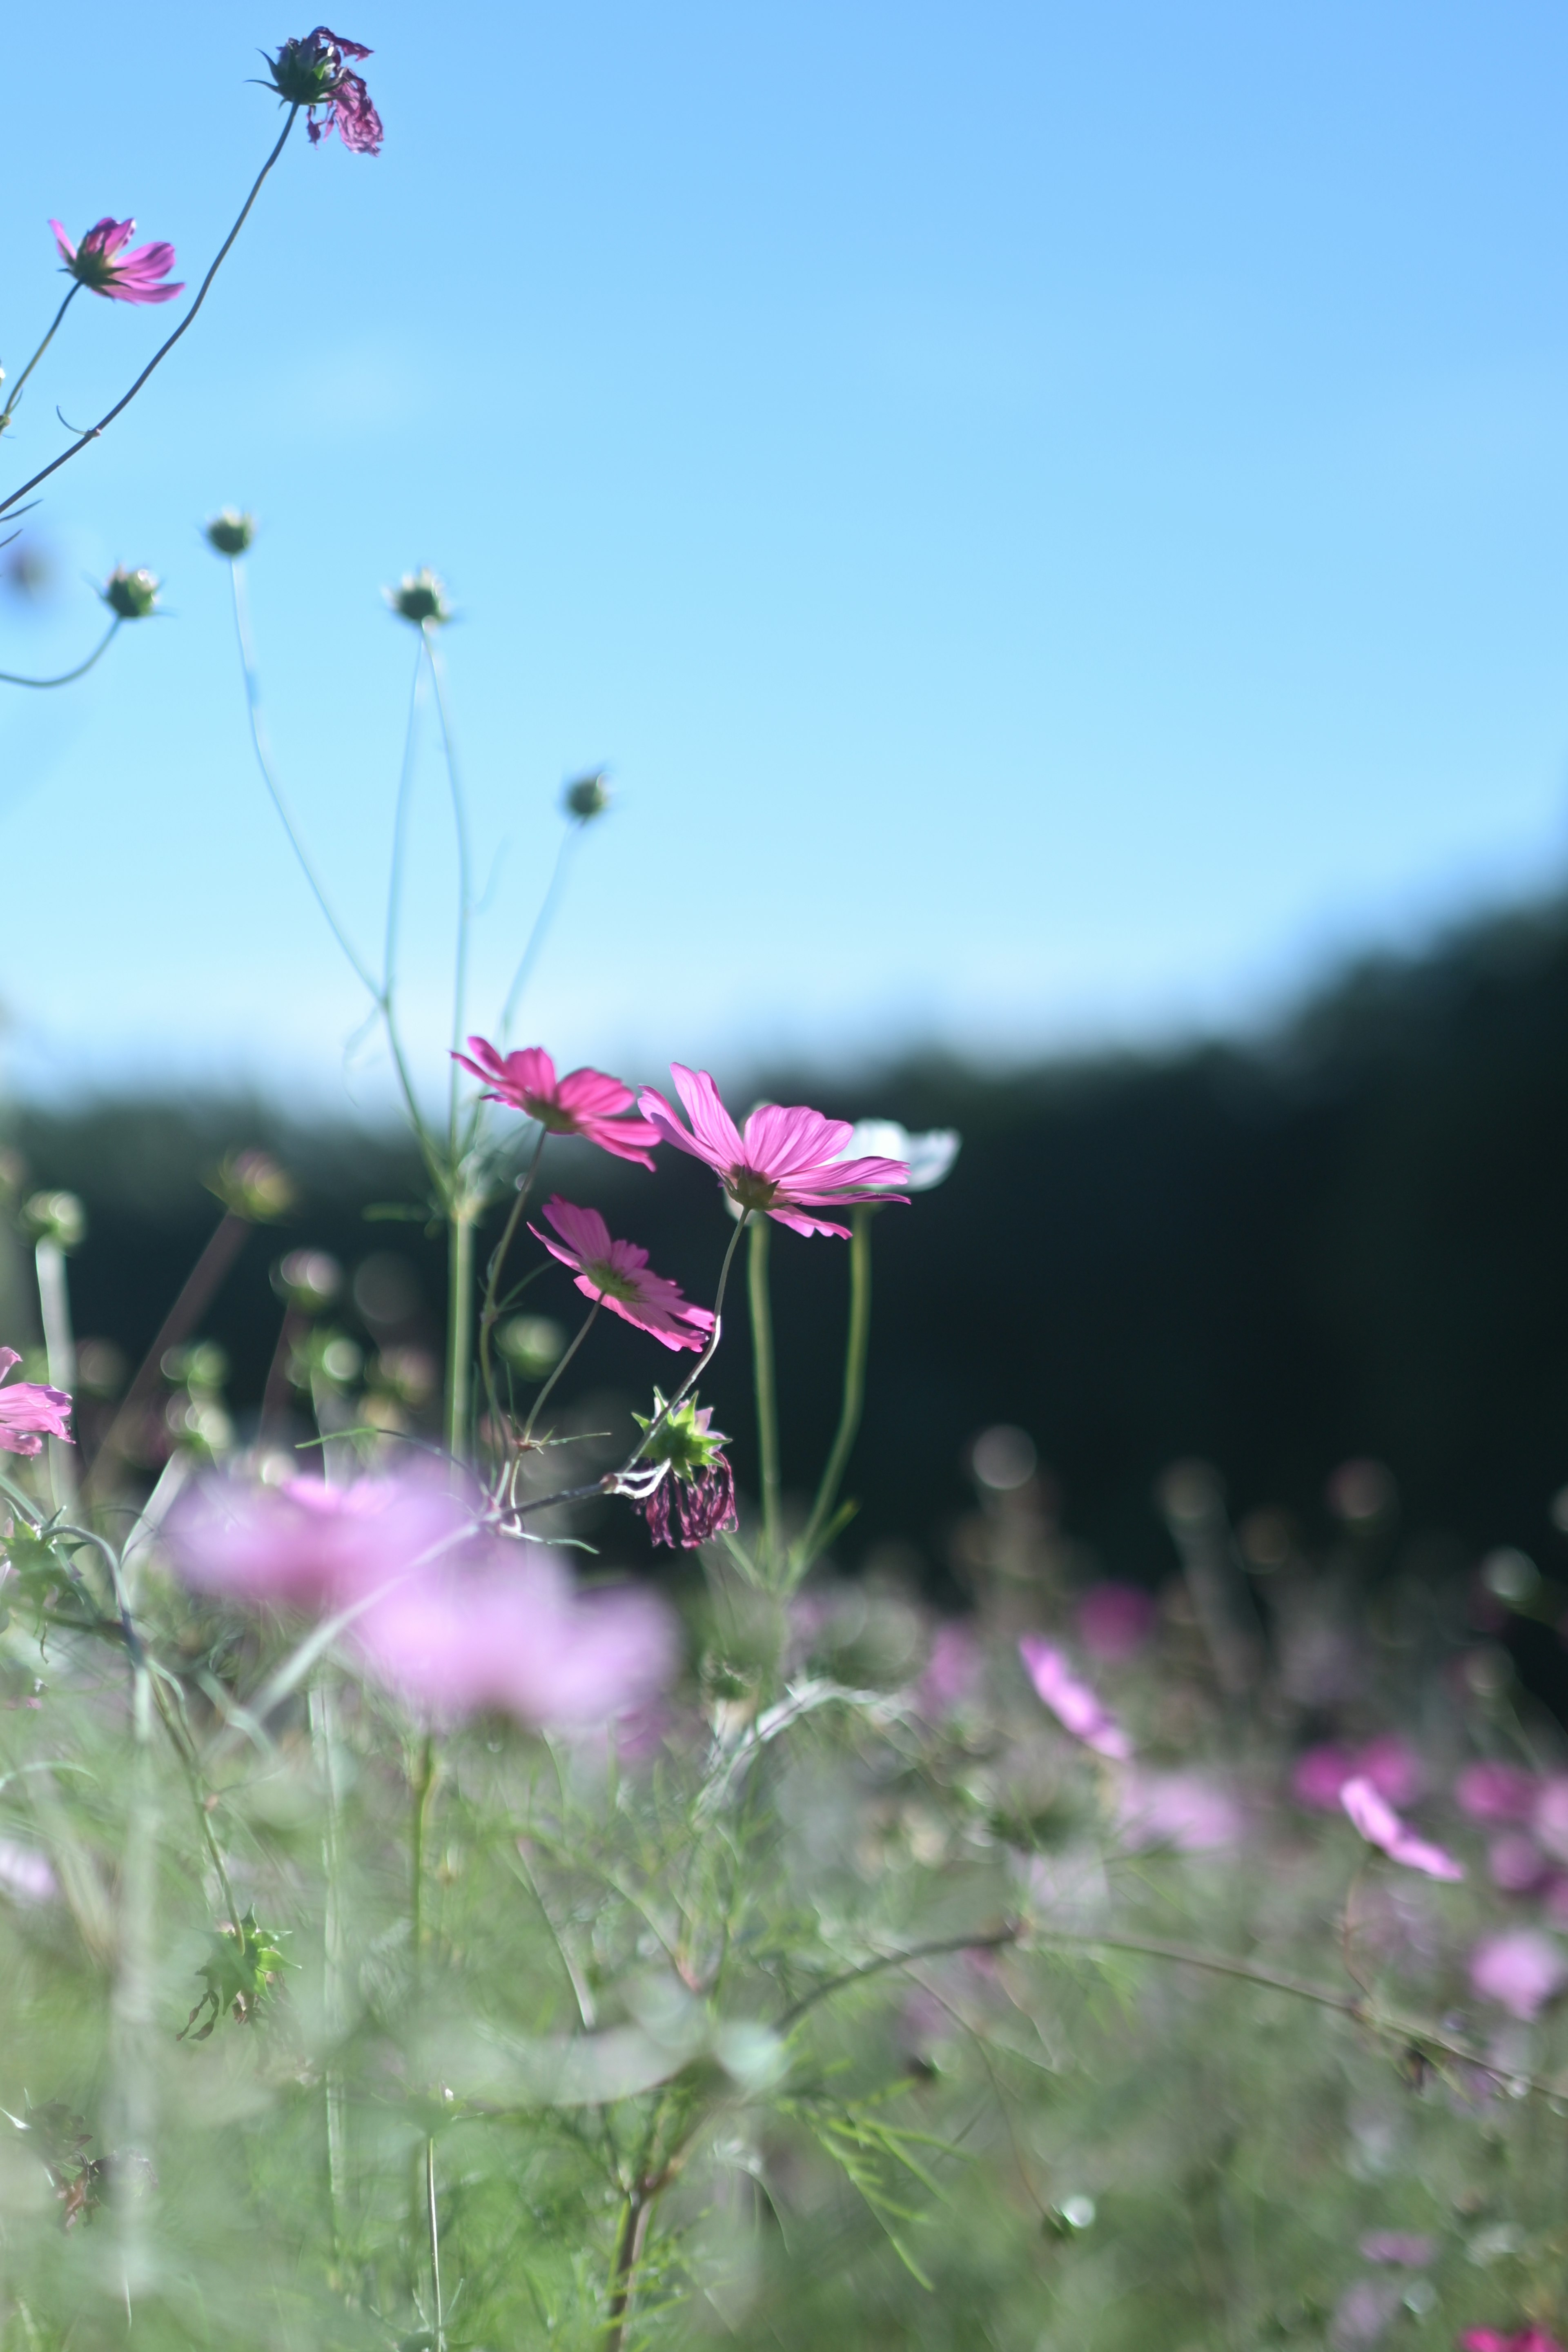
top-left (101, 566), bottom-right (158, 620)
top-left (264, 27), bottom-right (383, 154)
top-left (630, 1394), bottom-right (738, 1550)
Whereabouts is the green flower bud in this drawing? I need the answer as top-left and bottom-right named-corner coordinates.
top-left (632, 1391), bottom-right (731, 1478)
top-left (204, 508), bottom-right (255, 559)
top-left (385, 567), bottom-right (451, 628)
top-left (20, 1191), bottom-right (85, 1250)
top-left (101, 566), bottom-right (159, 621)
top-left (206, 1149), bottom-right (296, 1223)
top-left (563, 769), bottom-right (611, 823)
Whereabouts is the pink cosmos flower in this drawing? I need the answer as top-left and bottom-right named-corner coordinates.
top-left (1461, 2333), bottom-right (1568, 2352)
top-left (49, 217), bottom-right (183, 304)
top-left (1118, 1769), bottom-right (1245, 1852)
top-left (636, 1065), bottom-right (909, 1238)
top-left (453, 1039), bottom-right (659, 1169)
top-left (1339, 1776), bottom-right (1464, 1882)
top-left (1018, 1637), bottom-right (1131, 1761)
top-left (530, 1198), bottom-right (713, 1352)
top-left (1360, 2234), bottom-right (1435, 2267)
top-left (265, 27), bottom-right (384, 154)
top-left (1468, 1928), bottom-right (1568, 2021)
top-left (1293, 1736), bottom-right (1421, 1813)
top-left (1457, 1761), bottom-right (1539, 1824)
top-left (165, 1470), bottom-right (476, 1610)
top-left (349, 1541), bottom-right (676, 1729)
top-left (1488, 1833), bottom-right (1549, 1896)
top-left (0, 1349), bottom-right (72, 1457)
top-left (916, 1621), bottom-right (983, 1716)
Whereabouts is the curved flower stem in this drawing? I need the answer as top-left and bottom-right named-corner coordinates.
top-left (229, 560), bottom-right (379, 995)
top-left (308, 1681), bottom-right (349, 2254)
top-left (422, 631), bottom-right (472, 1162)
top-left (478, 1130), bottom-right (548, 1439)
top-left (0, 615), bottom-right (120, 689)
top-left (85, 1205), bottom-right (254, 1497)
top-left (0, 283), bottom-right (82, 434)
top-left (382, 639), bottom-right (427, 1020)
top-left (445, 1211), bottom-right (475, 1461)
top-left (793, 1204), bottom-right (872, 1579)
top-left (0, 107), bottom-right (302, 520)
top-left (747, 1219), bottom-right (782, 1575)
top-left (521, 1302), bottom-right (600, 1447)
top-left (500, 820), bottom-right (579, 1044)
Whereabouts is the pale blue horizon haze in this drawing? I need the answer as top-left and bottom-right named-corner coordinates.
top-left (2, 2), bottom-right (1567, 1110)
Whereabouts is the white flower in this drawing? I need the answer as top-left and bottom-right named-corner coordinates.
top-left (838, 1119), bottom-right (960, 1192)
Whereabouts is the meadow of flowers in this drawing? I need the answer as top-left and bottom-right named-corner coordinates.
top-left (2, 30), bottom-right (1568, 2352)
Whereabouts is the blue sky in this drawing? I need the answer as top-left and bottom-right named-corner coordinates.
top-left (2, 1), bottom-right (1567, 1107)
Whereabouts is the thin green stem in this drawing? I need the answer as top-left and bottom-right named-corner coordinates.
top-left (422, 632), bottom-right (472, 1159)
top-left (794, 1203), bottom-right (873, 1576)
top-left (229, 559), bottom-right (378, 994)
top-left (500, 822), bottom-right (579, 1043)
top-left (445, 1211), bottom-right (475, 1460)
top-left (382, 636), bottom-right (426, 1012)
top-left (748, 1218), bottom-right (781, 1573)
top-left (308, 1682), bottom-right (348, 2255)
top-left (478, 1130), bottom-right (548, 1439)
top-left (0, 617), bottom-right (119, 688)
top-left (0, 283), bottom-right (82, 432)
top-left (0, 107), bottom-right (302, 520)
top-left (522, 1302), bottom-right (600, 1446)
top-left (411, 1731), bottom-right (437, 1988)
top-left (425, 2136), bottom-right (445, 2352)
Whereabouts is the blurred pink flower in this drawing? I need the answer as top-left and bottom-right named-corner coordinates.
top-left (350, 1543), bottom-right (676, 1729)
top-left (1460, 2332), bottom-right (1568, 2352)
top-left (49, 216), bottom-right (183, 303)
top-left (1076, 1580), bottom-right (1157, 1661)
top-left (1332, 2278), bottom-right (1404, 2348)
top-left (0, 1839), bottom-right (56, 1906)
top-left (1018, 1637), bottom-right (1130, 1761)
top-left (1488, 1833), bottom-right (1549, 1896)
top-left (1457, 1762), bottom-right (1539, 1823)
top-left (0, 1348), bottom-right (72, 1457)
top-left (1532, 1778), bottom-right (1568, 1866)
top-left (1340, 1777), bottom-right (1464, 1882)
top-left (530, 1198), bottom-right (713, 1351)
top-left (917, 1621), bottom-right (983, 1715)
top-left (453, 1039), bottom-right (660, 1168)
top-left (1118, 1769), bottom-right (1244, 1852)
top-left (165, 1470), bottom-right (475, 1610)
top-left (1360, 2233), bottom-right (1434, 2267)
top-left (1468, 1928), bottom-right (1568, 2021)
top-left (636, 1065), bottom-right (908, 1238)
top-left (1294, 1736), bottom-right (1421, 1813)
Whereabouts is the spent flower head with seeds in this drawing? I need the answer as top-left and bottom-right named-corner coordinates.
top-left (49, 216), bottom-right (183, 304)
top-left (531, 1198), bottom-right (714, 1352)
top-left (385, 566), bottom-right (450, 626)
top-left (101, 566), bottom-right (159, 621)
top-left (264, 26), bottom-right (383, 153)
top-left (204, 509), bottom-right (255, 559)
top-left (454, 1040), bottom-right (660, 1167)
top-left (637, 1065), bottom-right (909, 1238)
top-left (630, 1394), bottom-right (738, 1549)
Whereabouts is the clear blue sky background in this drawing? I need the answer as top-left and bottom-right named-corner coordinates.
top-left (2, 1), bottom-right (1566, 1109)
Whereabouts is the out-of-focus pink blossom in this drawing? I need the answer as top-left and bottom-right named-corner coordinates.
top-left (1076, 1581), bottom-right (1157, 1661)
top-left (1018, 1637), bottom-right (1130, 1761)
top-left (917, 1621), bottom-right (982, 1715)
top-left (0, 1348), bottom-right (73, 1457)
top-left (530, 1198), bottom-right (713, 1351)
top-left (49, 217), bottom-right (183, 303)
top-left (453, 1039), bottom-right (660, 1167)
top-left (350, 1544), bottom-right (676, 1730)
top-left (1532, 1778), bottom-right (1568, 1866)
top-left (166, 1471), bottom-right (472, 1609)
top-left (1460, 2332), bottom-right (1568, 2352)
top-left (636, 1065), bottom-right (908, 1238)
top-left (1468, 1928), bottom-right (1568, 2020)
top-left (1340, 1777), bottom-right (1464, 1882)
top-left (1360, 2233), bottom-right (1435, 2267)
top-left (1457, 1762), bottom-right (1539, 1823)
top-left (1118, 1770), bottom-right (1245, 1852)
top-left (1293, 1736), bottom-right (1421, 1813)
top-left (0, 1839), bottom-right (57, 1905)
top-left (1489, 1833), bottom-right (1549, 1896)
top-left (1332, 2278), bottom-right (1404, 2348)
top-left (1542, 1876), bottom-right (1568, 1929)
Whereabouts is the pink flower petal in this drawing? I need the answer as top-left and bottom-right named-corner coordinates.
top-left (1340, 1777), bottom-right (1464, 1882)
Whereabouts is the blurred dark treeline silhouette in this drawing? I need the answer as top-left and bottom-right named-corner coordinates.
top-left (5, 892), bottom-right (1568, 1630)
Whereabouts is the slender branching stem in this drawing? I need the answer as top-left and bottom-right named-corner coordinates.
top-left (0, 617), bottom-right (119, 688)
top-left (748, 1219), bottom-right (782, 1572)
top-left (0, 108), bottom-right (303, 519)
top-left (309, 1682), bottom-right (349, 2255)
top-left (477, 1130), bottom-right (547, 1438)
top-left (521, 1302), bottom-right (600, 1446)
top-left (422, 632), bottom-right (472, 1159)
top-left (85, 1207), bottom-right (253, 1495)
top-left (445, 1211), bottom-right (475, 1460)
top-left (794, 1203), bottom-right (873, 1575)
top-left (0, 282), bottom-right (82, 433)
top-left (500, 822), bottom-right (579, 1043)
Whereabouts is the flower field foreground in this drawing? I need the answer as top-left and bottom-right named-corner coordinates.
top-left (4, 25), bottom-right (1568, 2352)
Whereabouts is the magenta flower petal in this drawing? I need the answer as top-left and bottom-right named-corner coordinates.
top-left (1018, 1636), bottom-right (1131, 1760)
top-left (453, 1037), bottom-right (659, 1168)
top-left (1339, 1776), bottom-right (1464, 1881)
top-left (49, 214), bottom-right (183, 303)
top-left (0, 1346), bottom-right (73, 1457)
top-left (530, 1196), bottom-right (713, 1351)
top-left (636, 1065), bottom-right (909, 1235)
